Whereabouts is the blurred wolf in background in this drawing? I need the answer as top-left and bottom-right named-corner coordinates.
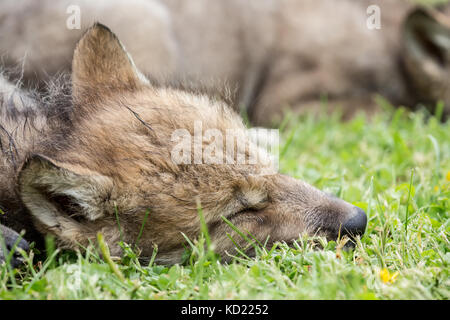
top-left (1, 0), bottom-right (450, 126)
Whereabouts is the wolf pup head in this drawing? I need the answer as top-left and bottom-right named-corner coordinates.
top-left (18, 24), bottom-right (366, 264)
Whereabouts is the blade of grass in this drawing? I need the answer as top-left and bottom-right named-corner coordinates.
top-left (97, 232), bottom-right (126, 283)
top-left (134, 209), bottom-right (151, 250)
top-left (114, 205), bottom-right (124, 244)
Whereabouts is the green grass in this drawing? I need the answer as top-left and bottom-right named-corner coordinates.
top-left (1, 103), bottom-right (449, 300)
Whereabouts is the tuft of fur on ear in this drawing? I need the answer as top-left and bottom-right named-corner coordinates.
top-left (18, 154), bottom-right (113, 240)
top-left (72, 23), bottom-right (149, 102)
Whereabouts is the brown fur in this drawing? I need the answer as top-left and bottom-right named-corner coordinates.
top-left (1, 0), bottom-right (450, 125)
top-left (1, 25), bottom-right (366, 264)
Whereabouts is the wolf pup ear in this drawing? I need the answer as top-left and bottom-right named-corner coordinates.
top-left (17, 154), bottom-right (113, 244)
top-left (402, 7), bottom-right (450, 106)
top-left (72, 23), bottom-right (149, 102)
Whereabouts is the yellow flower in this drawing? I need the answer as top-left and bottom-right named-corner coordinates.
top-left (379, 268), bottom-right (399, 284)
top-left (446, 171), bottom-right (450, 182)
top-left (434, 186), bottom-right (439, 193)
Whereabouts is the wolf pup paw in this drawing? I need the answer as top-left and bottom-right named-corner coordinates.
top-left (0, 224), bottom-right (30, 268)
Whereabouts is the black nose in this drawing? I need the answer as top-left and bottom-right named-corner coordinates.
top-left (0, 226), bottom-right (30, 268)
top-left (342, 207), bottom-right (367, 238)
